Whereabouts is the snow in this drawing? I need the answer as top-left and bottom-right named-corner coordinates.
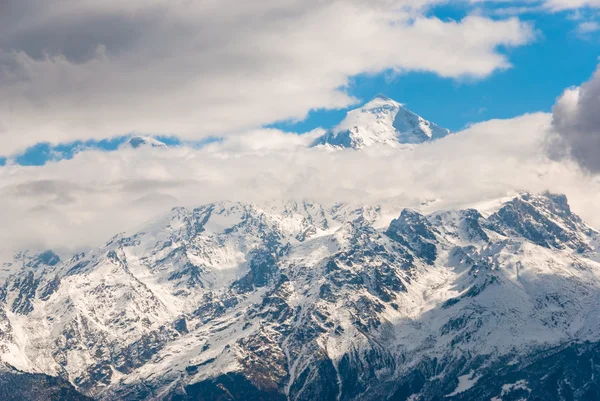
top-left (491, 380), bottom-right (531, 400)
top-left (2, 193), bottom-right (600, 399)
top-left (313, 94), bottom-right (450, 149)
top-left (445, 371), bottom-right (481, 397)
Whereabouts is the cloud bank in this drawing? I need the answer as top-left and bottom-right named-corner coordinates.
top-left (2, 0), bottom-right (600, 259)
top-left (3, 112), bottom-right (600, 259)
top-left (0, 0), bottom-right (535, 154)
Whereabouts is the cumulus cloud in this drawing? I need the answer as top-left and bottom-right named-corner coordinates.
top-left (469, 0), bottom-right (600, 15)
top-left (544, 0), bottom-right (600, 11)
top-left (0, 0), bottom-right (535, 154)
top-left (575, 21), bottom-right (600, 36)
top-left (3, 111), bottom-right (600, 259)
top-left (550, 65), bottom-right (600, 173)
top-left (3, 0), bottom-right (600, 259)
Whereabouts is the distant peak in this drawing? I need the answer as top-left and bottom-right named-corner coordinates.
top-left (124, 136), bottom-right (169, 149)
top-left (311, 94), bottom-right (450, 150)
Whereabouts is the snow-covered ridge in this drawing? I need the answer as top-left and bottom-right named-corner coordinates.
top-left (312, 94), bottom-right (451, 150)
top-left (1, 193), bottom-right (600, 400)
top-left (122, 136), bottom-right (169, 149)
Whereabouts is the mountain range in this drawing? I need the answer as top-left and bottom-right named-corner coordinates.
top-left (2, 97), bottom-right (599, 401)
top-left (3, 192), bottom-right (600, 400)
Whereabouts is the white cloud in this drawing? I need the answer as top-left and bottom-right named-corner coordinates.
top-left (469, 0), bottom-right (600, 15)
top-left (575, 21), bottom-right (600, 35)
top-left (544, 0), bottom-right (600, 11)
top-left (0, 0), bottom-right (535, 155)
top-left (3, 111), bottom-right (600, 259)
top-left (200, 128), bottom-right (324, 154)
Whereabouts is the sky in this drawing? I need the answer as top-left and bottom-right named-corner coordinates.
top-left (2, 0), bottom-right (600, 165)
top-left (3, 0), bottom-right (600, 256)
top-left (271, 5), bottom-right (600, 134)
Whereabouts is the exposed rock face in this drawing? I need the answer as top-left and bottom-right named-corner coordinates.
top-left (3, 193), bottom-right (600, 400)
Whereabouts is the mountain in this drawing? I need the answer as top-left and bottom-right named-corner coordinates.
top-left (124, 136), bottom-right (169, 149)
top-left (0, 365), bottom-right (93, 401)
top-left (2, 193), bottom-right (600, 400)
top-left (312, 95), bottom-right (451, 150)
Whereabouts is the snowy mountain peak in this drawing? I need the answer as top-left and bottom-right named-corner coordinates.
top-left (123, 136), bottom-right (169, 149)
top-left (4, 192), bottom-right (600, 401)
top-left (372, 93), bottom-right (393, 101)
top-left (312, 95), bottom-right (451, 150)
top-left (362, 93), bottom-right (400, 109)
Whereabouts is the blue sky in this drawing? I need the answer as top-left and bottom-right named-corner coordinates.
top-left (7, 136), bottom-right (182, 166)
top-left (272, 5), bottom-right (600, 134)
top-left (5, 2), bottom-right (600, 165)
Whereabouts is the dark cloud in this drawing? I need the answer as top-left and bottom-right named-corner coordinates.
top-left (551, 66), bottom-right (600, 173)
top-left (2, 14), bottom-right (149, 63)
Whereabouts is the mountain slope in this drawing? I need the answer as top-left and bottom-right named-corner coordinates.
top-left (2, 193), bottom-right (600, 400)
top-left (0, 365), bottom-right (93, 401)
top-left (312, 95), bottom-right (451, 150)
